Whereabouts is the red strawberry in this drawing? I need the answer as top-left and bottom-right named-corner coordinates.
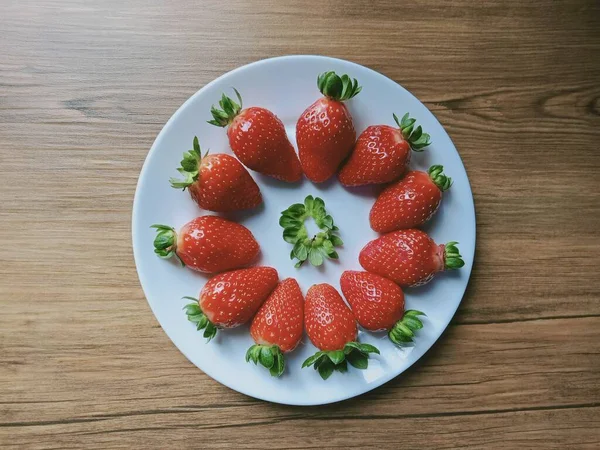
top-left (370, 165), bottom-right (452, 232)
top-left (340, 271), bottom-right (405, 331)
top-left (183, 267), bottom-right (278, 341)
top-left (151, 216), bottom-right (259, 273)
top-left (296, 72), bottom-right (360, 183)
top-left (246, 278), bottom-right (304, 377)
top-left (302, 283), bottom-right (379, 380)
top-left (208, 90), bottom-right (302, 182)
top-left (170, 136), bottom-right (262, 212)
top-left (359, 229), bottom-right (464, 287)
top-left (339, 113), bottom-right (431, 186)
top-left (340, 271), bottom-right (426, 346)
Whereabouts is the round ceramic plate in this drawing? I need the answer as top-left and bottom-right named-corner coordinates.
top-left (132, 55), bottom-right (475, 405)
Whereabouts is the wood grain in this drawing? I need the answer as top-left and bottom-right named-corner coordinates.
top-left (1, 0), bottom-right (599, 448)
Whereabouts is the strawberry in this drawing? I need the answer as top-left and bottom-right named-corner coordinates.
top-left (183, 267), bottom-right (278, 341)
top-left (296, 71), bottom-right (361, 183)
top-left (339, 113), bottom-right (431, 186)
top-left (370, 165), bottom-right (452, 232)
top-left (246, 278), bottom-right (304, 377)
top-left (170, 136), bottom-right (262, 212)
top-left (340, 271), bottom-right (426, 346)
top-left (208, 89), bottom-right (302, 182)
top-left (359, 229), bottom-right (464, 287)
top-left (151, 216), bottom-right (259, 273)
top-left (302, 283), bottom-right (379, 380)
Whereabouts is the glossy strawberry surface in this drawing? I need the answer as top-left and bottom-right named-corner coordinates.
top-left (189, 154), bottom-right (262, 212)
top-left (339, 125), bottom-right (411, 186)
top-left (250, 278), bottom-right (304, 352)
top-left (370, 170), bottom-right (442, 232)
top-left (296, 98), bottom-right (356, 183)
top-left (228, 107), bottom-right (302, 182)
top-left (199, 267), bottom-right (278, 328)
top-left (176, 216), bottom-right (259, 273)
top-left (340, 271), bottom-right (405, 331)
top-left (359, 229), bottom-right (444, 287)
top-left (304, 283), bottom-right (357, 351)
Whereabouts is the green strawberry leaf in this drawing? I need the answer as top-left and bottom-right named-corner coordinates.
top-left (346, 350), bottom-right (368, 369)
top-left (302, 351), bottom-right (324, 368)
top-left (308, 248), bottom-right (324, 266)
top-left (317, 71), bottom-right (361, 101)
top-left (280, 195), bottom-right (344, 268)
top-left (392, 113), bottom-right (431, 151)
top-left (207, 89), bottom-right (243, 127)
top-left (269, 351), bottom-right (285, 377)
top-left (259, 346), bottom-right (275, 369)
top-left (322, 239), bottom-right (334, 254)
top-left (304, 195), bottom-right (314, 213)
top-left (169, 137), bottom-right (204, 189)
top-left (388, 311), bottom-right (427, 347)
top-left (182, 297), bottom-right (218, 342)
top-left (356, 343), bottom-right (378, 354)
top-left (246, 345), bottom-right (285, 377)
top-left (327, 350), bottom-right (345, 364)
top-left (293, 242), bottom-right (309, 261)
top-left (318, 360), bottom-right (335, 380)
top-left (330, 235), bottom-right (344, 247)
top-left (336, 359), bottom-right (348, 373)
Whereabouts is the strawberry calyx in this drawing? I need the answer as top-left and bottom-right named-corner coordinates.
top-left (428, 165), bottom-right (453, 191)
top-left (392, 113), bottom-right (432, 152)
top-left (246, 344), bottom-right (285, 377)
top-left (279, 195), bottom-right (343, 268)
top-left (183, 297), bottom-right (218, 342)
top-left (207, 88), bottom-right (243, 127)
top-left (444, 241), bottom-right (465, 270)
top-left (169, 136), bottom-right (208, 190)
top-left (317, 71), bottom-right (362, 101)
top-left (388, 310), bottom-right (426, 346)
top-left (150, 224), bottom-right (184, 266)
top-left (301, 342), bottom-right (380, 380)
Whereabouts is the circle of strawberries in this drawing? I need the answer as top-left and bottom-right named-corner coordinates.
top-left (152, 71), bottom-right (465, 380)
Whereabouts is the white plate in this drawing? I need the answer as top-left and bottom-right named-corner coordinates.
top-left (132, 55), bottom-right (475, 405)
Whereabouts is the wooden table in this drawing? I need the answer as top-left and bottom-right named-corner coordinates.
top-left (1, 1), bottom-right (599, 448)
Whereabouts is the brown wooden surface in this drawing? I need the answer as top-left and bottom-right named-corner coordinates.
top-left (1, 0), bottom-right (599, 448)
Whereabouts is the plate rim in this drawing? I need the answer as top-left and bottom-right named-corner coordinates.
top-left (132, 54), bottom-right (476, 406)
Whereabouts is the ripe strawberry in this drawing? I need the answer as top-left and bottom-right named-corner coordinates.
top-left (339, 113), bottom-right (431, 186)
top-left (151, 216), bottom-right (259, 273)
top-left (370, 165), bottom-right (452, 232)
top-left (208, 89), bottom-right (302, 182)
top-left (340, 271), bottom-right (426, 346)
top-left (183, 267), bottom-right (278, 341)
top-left (246, 278), bottom-right (304, 377)
top-left (359, 229), bottom-right (464, 287)
top-left (170, 136), bottom-right (262, 212)
top-left (296, 71), bottom-right (361, 183)
top-left (302, 283), bottom-right (379, 380)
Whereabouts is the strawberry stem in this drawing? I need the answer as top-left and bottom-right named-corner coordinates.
top-left (428, 165), bottom-right (452, 191)
top-left (444, 242), bottom-right (465, 269)
top-left (207, 88), bottom-right (243, 127)
top-left (246, 344), bottom-right (285, 377)
top-left (388, 310), bottom-right (426, 346)
top-left (150, 224), bottom-right (184, 266)
top-left (317, 71), bottom-right (361, 101)
top-left (169, 136), bottom-right (204, 190)
top-left (392, 113), bottom-right (432, 152)
top-left (280, 195), bottom-right (343, 268)
top-left (183, 297), bottom-right (218, 342)
top-left (301, 342), bottom-right (379, 380)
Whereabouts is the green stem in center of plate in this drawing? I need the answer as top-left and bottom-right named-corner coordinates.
top-left (279, 195), bottom-right (343, 268)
